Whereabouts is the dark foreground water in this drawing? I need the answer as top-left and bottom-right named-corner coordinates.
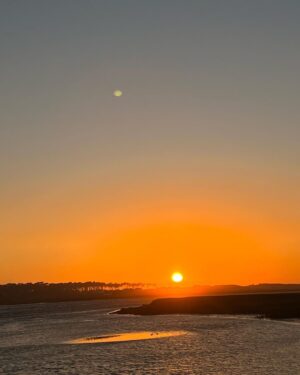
top-left (0, 299), bottom-right (299, 374)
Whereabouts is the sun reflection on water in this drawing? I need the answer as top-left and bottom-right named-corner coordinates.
top-left (66, 331), bottom-right (187, 344)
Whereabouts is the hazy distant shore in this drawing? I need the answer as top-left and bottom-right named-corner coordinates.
top-left (115, 293), bottom-right (300, 319)
top-left (1, 283), bottom-right (300, 306)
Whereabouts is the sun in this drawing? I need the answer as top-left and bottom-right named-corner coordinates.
top-left (171, 272), bottom-right (183, 283)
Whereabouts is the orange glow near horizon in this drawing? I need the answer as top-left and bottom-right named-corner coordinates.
top-left (0, 185), bottom-right (299, 285)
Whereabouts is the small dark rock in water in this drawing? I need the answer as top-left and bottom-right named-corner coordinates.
top-left (114, 293), bottom-right (300, 319)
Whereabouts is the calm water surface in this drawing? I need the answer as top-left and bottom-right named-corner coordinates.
top-left (0, 299), bottom-right (299, 374)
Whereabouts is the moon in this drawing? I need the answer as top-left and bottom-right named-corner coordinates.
top-left (113, 89), bottom-right (123, 97)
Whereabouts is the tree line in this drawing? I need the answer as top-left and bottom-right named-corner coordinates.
top-left (0, 281), bottom-right (152, 305)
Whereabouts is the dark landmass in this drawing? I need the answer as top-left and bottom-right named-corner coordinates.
top-left (1, 282), bottom-right (300, 306)
top-left (115, 293), bottom-right (300, 319)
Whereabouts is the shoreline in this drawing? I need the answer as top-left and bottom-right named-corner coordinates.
top-left (114, 292), bottom-right (300, 319)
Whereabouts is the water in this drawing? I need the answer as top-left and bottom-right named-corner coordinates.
top-left (0, 299), bottom-right (299, 374)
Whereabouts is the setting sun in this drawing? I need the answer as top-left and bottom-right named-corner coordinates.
top-left (171, 272), bottom-right (183, 283)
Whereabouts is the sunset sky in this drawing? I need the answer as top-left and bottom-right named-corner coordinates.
top-left (0, 1), bottom-right (299, 285)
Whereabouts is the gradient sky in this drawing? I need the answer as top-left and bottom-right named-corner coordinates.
top-left (0, 1), bottom-right (299, 284)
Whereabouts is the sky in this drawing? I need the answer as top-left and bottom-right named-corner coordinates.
top-left (0, 0), bottom-right (299, 285)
